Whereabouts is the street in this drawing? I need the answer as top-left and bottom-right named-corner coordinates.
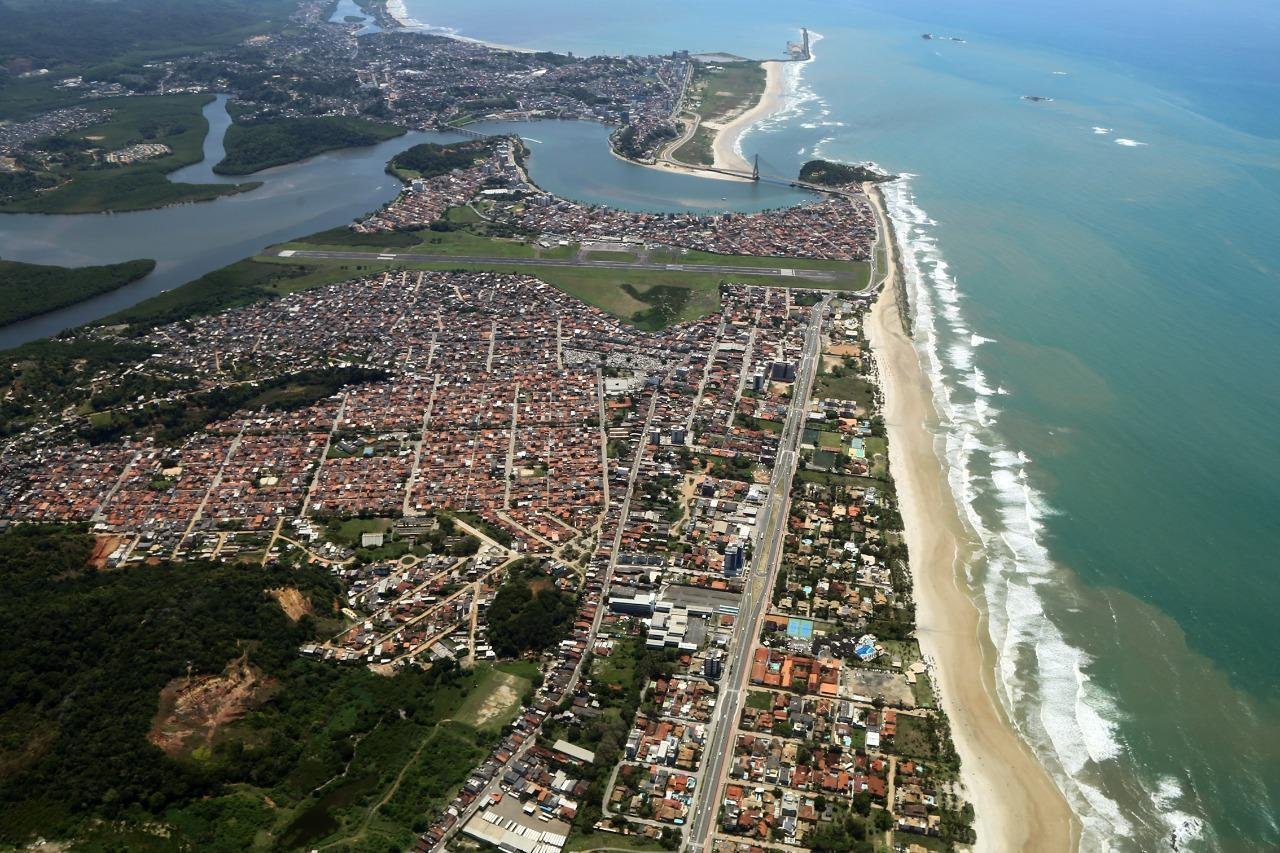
top-left (685, 295), bottom-right (830, 850)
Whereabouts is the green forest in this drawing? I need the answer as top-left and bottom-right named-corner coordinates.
top-left (214, 116), bottom-right (405, 175)
top-left (0, 258), bottom-right (155, 326)
top-left (798, 159), bottom-right (895, 187)
top-left (0, 0), bottom-right (295, 72)
top-left (387, 138), bottom-right (497, 181)
top-left (0, 524), bottom-right (496, 850)
top-left (486, 562), bottom-right (577, 658)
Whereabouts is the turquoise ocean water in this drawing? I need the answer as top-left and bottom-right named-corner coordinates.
top-left (400, 1), bottom-right (1280, 849)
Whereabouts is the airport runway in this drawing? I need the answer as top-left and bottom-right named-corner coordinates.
top-left (275, 248), bottom-right (841, 281)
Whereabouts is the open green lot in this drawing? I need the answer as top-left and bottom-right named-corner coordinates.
top-left (893, 714), bottom-right (939, 760)
top-left (671, 124), bottom-right (715, 166)
top-left (795, 469), bottom-right (885, 489)
top-left (815, 367), bottom-right (877, 410)
top-left (687, 61), bottom-right (766, 124)
top-left (452, 664), bottom-right (532, 733)
top-left (564, 830), bottom-right (670, 851)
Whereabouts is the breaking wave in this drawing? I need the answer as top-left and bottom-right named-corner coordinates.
top-left (735, 31), bottom-right (825, 160)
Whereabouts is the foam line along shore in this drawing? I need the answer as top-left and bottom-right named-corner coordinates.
top-left (864, 184), bottom-right (1079, 852)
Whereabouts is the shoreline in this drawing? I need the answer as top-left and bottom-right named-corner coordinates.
top-left (863, 185), bottom-right (1080, 852)
top-left (709, 59), bottom-right (787, 173)
top-left (384, 1), bottom-right (798, 186)
top-left (385, 0), bottom-right (536, 53)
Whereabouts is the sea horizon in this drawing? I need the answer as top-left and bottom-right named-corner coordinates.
top-left (395, 1), bottom-right (1280, 849)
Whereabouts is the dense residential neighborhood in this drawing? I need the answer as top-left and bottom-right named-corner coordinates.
top-left (0, 2), bottom-right (974, 851)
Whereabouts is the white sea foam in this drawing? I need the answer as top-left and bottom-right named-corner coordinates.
top-left (1053, 70), bottom-right (1070, 76)
top-left (1115, 138), bottom-right (1148, 147)
top-left (1092, 126), bottom-right (1113, 135)
top-left (734, 30), bottom-right (823, 158)
top-left (874, 174), bottom-right (1201, 850)
top-left (1153, 776), bottom-right (1209, 847)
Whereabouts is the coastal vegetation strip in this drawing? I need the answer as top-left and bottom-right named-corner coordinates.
top-left (684, 61), bottom-right (767, 126)
top-left (214, 116), bottom-right (406, 175)
top-left (0, 258), bottom-right (155, 327)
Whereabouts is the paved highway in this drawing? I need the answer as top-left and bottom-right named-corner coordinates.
top-left (275, 248), bottom-right (840, 281)
top-left (685, 296), bottom-right (830, 850)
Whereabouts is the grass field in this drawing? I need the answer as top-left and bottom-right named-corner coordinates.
top-left (564, 830), bottom-right (669, 852)
top-left (264, 226), bottom-right (870, 330)
top-left (495, 659), bottom-right (542, 681)
top-left (325, 517), bottom-right (393, 547)
top-left (815, 368), bottom-right (877, 410)
top-left (0, 94), bottom-right (258, 213)
top-left (568, 824), bottom-right (670, 845)
top-left (795, 469), bottom-right (884, 489)
top-left (893, 714), bottom-right (938, 760)
top-left (452, 665), bottom-right (531, 733)
top-left (687, 61), bottom-right (766, 124)
top-left (671, 124), bottom-right (715, 166)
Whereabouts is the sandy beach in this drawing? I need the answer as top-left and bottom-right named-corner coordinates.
top-left (708, 59), bottom-right (787, 173)
top-left (863, 185), bottom-right (1080, 852)
top-left (386, 0), bottom-right (534, 53)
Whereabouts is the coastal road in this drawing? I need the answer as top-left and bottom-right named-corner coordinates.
top-left (274, 249), bottom-right (840, 281)
top-left (685, 296), bottom-right (829, 851)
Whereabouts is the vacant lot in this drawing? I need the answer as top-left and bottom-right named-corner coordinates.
top-left (453, 665), bottom-right (531, 732)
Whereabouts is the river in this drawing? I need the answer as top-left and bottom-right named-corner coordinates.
top-left (0, 97), bottom-right (809, 349)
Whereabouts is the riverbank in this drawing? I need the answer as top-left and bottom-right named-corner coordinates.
top-left (863, 187), bottom-right (1080, 852)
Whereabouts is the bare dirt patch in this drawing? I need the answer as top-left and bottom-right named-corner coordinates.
top-left (148, 655), bottom-right (274, 756)
top-left (473, 680), bottom-right (520, 728)
top-left (270, 586), bottom-right (313, 622)
top-left (842, 666), bottom-right (916, 709)
top-left (826, 343), bottom-right (861, 358)
top-left (88, 534), bottom-right (126, 569)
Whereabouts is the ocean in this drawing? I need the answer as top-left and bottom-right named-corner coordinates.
top-left (398, 0), bottom-right (1280, 849)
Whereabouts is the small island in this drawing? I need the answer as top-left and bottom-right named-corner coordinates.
top-left (799, 158), bottom-right (896, 186)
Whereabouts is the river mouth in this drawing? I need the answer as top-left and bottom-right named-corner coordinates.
top-left (0, 98), bottom-right (812, 348)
